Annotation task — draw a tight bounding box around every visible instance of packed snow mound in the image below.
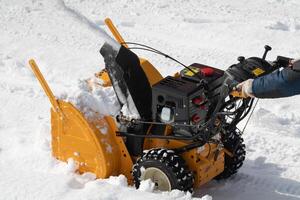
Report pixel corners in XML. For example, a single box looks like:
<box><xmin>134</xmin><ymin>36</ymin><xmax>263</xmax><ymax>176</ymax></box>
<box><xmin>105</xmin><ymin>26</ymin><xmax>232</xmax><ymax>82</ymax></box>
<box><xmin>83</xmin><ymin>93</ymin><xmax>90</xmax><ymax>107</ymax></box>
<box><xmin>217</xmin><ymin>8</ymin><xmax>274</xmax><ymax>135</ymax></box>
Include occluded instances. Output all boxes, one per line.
<box><xmin>61</xmin><ymin>76</ymin><xmax>140</xmax><ymax>121</ymax></box>
<box><xmin>251</xmin><ymin>99</ymin><xmax>300</xmax><ymax>137</ymax></box>
<box><xmin>61</xmin><ymin>77</ymin><xmax>121</xmax><ymax>119</ymax></box>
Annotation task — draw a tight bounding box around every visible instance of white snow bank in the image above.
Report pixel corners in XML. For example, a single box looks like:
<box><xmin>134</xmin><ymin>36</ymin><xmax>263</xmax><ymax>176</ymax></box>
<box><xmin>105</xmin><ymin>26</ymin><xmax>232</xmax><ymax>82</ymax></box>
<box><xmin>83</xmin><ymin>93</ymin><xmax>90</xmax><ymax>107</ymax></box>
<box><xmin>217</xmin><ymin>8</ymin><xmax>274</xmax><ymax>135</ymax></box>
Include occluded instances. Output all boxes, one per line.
<box><xmin>250</xmin><ymin>98</ymin><xmax>300</xmax><ymax>137</ymax></box>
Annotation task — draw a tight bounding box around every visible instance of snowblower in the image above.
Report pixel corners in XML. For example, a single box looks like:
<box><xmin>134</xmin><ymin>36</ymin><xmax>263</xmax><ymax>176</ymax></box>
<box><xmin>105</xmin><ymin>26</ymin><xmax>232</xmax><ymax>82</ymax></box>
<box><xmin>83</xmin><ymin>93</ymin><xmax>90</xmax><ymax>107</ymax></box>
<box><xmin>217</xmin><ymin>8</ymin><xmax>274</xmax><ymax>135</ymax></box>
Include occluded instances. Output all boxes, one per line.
<box><xmin>29</xmin><ymin>18</ymin><xmax>293</xmax><ymax>192</ymax></box>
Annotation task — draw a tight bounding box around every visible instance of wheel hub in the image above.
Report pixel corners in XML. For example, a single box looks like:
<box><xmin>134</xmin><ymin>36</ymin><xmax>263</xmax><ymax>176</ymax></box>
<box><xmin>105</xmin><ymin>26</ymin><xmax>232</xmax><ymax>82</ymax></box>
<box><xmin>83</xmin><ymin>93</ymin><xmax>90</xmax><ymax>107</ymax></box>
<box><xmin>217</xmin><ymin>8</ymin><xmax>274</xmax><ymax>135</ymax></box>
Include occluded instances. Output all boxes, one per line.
<box><xmin>140</xmin><ymin>167</ymin><xmax>171</xmax><ymax>191</ymax></box>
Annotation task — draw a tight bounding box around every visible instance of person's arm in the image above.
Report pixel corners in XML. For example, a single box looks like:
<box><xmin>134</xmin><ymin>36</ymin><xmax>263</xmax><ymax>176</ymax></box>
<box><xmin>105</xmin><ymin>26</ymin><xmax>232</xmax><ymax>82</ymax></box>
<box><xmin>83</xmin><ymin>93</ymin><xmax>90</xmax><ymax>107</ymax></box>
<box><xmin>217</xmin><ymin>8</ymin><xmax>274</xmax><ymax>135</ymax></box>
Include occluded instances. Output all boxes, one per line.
<box><xmin>237</xmin><ymin>59</ymin><xmax>300</xmax><ymax>98</ymax></box>
<box><xmin>252</xmin><ymin>67</ymin><xmax>300</xmax><ymax>98</ymax></box>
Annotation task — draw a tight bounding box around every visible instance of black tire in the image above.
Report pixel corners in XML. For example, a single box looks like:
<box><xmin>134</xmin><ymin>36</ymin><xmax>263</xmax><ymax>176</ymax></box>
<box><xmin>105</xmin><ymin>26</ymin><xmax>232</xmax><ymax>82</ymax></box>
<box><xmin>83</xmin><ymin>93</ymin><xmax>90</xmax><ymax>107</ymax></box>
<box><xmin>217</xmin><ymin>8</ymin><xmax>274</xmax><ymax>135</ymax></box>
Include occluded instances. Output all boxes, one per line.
<box><xmin>132</xmin><ymin>148</ymin><xmax>194</xmax><ymax>192</ymax></box>
<box><xmin>215</xmin><ymin>128</ymin><xmax>246</xmax><ymax>180</ymax></box>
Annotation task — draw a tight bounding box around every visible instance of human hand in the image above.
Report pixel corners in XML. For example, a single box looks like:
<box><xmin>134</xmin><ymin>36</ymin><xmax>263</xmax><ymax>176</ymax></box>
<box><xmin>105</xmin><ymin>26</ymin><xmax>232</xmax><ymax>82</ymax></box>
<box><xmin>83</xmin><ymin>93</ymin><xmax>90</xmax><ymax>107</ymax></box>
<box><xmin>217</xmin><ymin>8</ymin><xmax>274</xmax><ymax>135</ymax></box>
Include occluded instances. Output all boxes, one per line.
<box><xmin>235</xmin><ymin>79</ymin><xmax>255</xmax><ymax>98</ymax></box>
<box><xmin>291</xmin><ymin>58</ymin><xmax>300</xmax><ymax>71</ymax></box>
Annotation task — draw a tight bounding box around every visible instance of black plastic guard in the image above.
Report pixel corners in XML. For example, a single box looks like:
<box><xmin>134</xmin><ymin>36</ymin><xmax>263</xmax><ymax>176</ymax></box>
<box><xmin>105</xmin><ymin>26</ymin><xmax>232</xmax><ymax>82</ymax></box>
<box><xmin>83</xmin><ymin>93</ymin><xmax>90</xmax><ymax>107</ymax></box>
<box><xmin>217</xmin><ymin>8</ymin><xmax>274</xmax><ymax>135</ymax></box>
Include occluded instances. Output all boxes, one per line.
<box><xmin>100</xmin><ymin>43</ymin><xmax>152</xmax><ymax>120</ymax></box>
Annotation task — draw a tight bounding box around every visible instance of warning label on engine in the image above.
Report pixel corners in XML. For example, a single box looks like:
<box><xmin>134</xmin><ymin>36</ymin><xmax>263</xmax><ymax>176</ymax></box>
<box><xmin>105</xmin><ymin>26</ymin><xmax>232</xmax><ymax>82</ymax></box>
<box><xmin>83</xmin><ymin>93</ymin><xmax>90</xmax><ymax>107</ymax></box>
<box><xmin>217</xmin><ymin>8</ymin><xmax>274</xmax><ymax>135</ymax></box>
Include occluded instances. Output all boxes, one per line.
<box><xmin>252</xmin><ymin>67</ymin><xmax>265</xmax><ymax>76</ymax></box>
<box><xmin>183</xmin><ymin>67</ymin><xmax>200</xmax><ymax>76</ymax></box>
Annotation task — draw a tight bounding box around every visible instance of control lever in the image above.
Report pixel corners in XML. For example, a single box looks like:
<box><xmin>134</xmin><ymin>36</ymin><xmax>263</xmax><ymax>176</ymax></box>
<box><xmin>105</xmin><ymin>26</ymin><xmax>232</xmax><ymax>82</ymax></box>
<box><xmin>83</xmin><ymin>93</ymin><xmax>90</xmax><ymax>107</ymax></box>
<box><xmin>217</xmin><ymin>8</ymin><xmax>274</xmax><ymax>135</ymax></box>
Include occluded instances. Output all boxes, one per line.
<box><xmin>262</xmin><ymin>45</ymin><xmax>272</xmax><ymax>60</ymax></box>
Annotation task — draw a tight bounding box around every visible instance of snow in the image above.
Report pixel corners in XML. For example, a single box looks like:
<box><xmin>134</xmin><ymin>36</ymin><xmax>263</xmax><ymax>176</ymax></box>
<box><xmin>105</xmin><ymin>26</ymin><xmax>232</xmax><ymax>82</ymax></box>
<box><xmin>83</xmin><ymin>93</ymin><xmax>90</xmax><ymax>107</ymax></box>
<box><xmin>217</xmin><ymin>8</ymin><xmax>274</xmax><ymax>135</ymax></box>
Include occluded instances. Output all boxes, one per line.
<box><xmin>138</xmin><ymin>179</ymin><xmax>155</xmax><ymax>192</ymax></box>
<box><xmin>0</xmin><ymin>0</ymin><xmax>300</xmax><ymax>200</ymax></box>
<box><xmin>64</xmin><ymin>78</ymin><xmax>120</xmax><ymax>119</ymax></box>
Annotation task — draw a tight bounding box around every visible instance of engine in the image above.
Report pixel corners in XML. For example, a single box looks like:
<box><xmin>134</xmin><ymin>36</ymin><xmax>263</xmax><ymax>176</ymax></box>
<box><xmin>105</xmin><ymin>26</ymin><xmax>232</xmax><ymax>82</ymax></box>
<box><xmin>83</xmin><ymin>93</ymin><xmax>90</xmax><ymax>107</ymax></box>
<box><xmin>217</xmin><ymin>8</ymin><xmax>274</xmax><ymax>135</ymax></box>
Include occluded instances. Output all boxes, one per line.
<box><xmin>152</xmin><ymin>63</ymin><xmax>224</xmax><ymax>135</ymax></box>
<box><xmin>152</xmin><ymin>54</ymin><xmax>279</xmax><ymax>136</ymax></box>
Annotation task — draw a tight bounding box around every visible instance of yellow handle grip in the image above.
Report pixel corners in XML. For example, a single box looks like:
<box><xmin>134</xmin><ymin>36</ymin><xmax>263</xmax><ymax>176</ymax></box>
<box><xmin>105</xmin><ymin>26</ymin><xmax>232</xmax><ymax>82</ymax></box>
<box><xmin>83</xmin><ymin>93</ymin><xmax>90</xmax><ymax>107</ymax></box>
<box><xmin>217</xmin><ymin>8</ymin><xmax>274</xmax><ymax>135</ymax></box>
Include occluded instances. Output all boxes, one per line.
<box><xmin>104</xmin><ymin>18</ymin><xmax>128</xmax><ymax>48</ymax></box>
<box><xmin>29</xmin><ymin>59</ymin><xmax>60</xmax><ymax>112</ymax></box>
<box><xmin>230</xmin><ymin>90</ymin><xmax>247</xmax><ymax>98</ymax></box>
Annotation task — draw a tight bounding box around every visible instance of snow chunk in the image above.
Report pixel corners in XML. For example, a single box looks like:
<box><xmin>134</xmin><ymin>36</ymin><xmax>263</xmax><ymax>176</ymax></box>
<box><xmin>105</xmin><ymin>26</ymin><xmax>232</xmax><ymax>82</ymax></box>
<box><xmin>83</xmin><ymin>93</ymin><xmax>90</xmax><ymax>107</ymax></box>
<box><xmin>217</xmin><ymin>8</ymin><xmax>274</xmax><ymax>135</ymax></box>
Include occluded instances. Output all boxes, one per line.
<box><xmin>138</xmin><ymin>179</ymin><xmax>155</xmax><ymax>192</ymax></box>
<box><xmin>106</xmin><ymin>175</ymin><xmax>128</xmax><ymax>187</ymax></box>
<box><xmin>73</xmin><ymin>151</ymin><xmax>80</xmax><ymax>156</ymax></box>
<box><xmin>162</xmin><ymin>189</ymin><xmax>191</xmax><ymax>199</ymax></box>
<box><xmin>201</xmin><ymin>195</ymin><xmax>213</xmax><ymax>200</ymax></box>
<box><xmin>63</xmin><ymin>78</ymin><xmax>121</xmax><ymax>120</ymax></box>
<box><xmin>100</xmin><ymin>126</ymin><xmax>108</xmax><ymax>134</ymax></box>
<box><xmin>105</xmin><ymin>143</ymin><xmax>113</xmax><ymax>153</ymax></box>
<box><xmin>65</xmin><ymin>158</ymin><xmax>78</xmax><ymax>173</ymax></box>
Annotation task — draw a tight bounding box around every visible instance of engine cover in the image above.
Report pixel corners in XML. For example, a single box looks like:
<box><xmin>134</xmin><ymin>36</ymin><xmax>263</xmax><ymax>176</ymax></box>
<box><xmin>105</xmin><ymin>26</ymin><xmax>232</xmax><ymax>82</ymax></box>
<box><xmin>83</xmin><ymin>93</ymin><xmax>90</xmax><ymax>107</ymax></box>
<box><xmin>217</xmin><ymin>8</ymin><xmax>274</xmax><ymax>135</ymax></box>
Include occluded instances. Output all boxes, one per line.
<box><xmin>152</xmin><ymin>63</ymin><xmax>224</xmax><ymax>134</ymax></box>
<box><xmin>152</xmin><ymin>76</ymin><xmax>207</xmax><ymax>125</ymax></box>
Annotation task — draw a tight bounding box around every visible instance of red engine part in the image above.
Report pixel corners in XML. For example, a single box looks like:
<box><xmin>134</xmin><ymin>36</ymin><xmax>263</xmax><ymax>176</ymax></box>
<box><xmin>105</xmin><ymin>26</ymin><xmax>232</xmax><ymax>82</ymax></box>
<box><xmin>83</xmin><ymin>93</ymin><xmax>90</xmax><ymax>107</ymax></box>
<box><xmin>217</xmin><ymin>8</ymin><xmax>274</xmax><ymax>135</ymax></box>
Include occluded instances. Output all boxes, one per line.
<box><xmin>200</xmin><ymin>67</ymin><xmax>214</xmax><ymax>77</ymax></box>
<box><xmin>192</xmin><ymin>114</ymin><xmax>201</xmax><ymax>123</ymax></box>
<box><xmin>192</xmin><ymin>97</ymin><xmax>203</xmax><ymax>105</ymax></box>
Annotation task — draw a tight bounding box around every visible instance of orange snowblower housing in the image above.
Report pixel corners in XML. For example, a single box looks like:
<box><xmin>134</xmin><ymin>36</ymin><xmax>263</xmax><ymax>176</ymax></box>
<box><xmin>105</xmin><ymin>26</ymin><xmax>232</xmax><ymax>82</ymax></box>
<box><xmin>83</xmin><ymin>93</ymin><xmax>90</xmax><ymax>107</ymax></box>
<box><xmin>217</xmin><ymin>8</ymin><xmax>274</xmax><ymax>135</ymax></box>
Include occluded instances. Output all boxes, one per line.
<box><xmin>29</xmin><ymin>18</ymin><xmax>254</xmax><ymax>192</ymax></box>
<box><xmin>29</xmin><ymin>60</ymin><xmax>133</xmax><ymax>180</ymax></box>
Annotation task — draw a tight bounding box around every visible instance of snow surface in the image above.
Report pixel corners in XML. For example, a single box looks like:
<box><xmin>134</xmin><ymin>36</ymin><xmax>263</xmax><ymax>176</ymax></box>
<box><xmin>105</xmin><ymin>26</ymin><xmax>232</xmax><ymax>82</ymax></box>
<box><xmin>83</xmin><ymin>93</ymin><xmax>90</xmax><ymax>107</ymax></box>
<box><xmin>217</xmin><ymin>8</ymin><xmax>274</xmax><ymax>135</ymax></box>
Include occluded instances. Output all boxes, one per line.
<box><xmin>1</xmin><ymin>0</ymin><xmax>300</xmax><ymax>199</ymax></box>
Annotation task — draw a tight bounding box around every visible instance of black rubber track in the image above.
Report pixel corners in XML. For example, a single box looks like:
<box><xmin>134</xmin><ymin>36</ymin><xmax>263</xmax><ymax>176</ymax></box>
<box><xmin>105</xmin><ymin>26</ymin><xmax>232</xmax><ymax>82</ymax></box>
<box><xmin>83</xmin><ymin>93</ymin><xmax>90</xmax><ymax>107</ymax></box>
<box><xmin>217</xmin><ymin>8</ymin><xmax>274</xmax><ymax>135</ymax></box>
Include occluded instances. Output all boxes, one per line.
<box><xmin>132</xmin><ymin>148</ymin><xmax>194</xmax><ymax>192</ymax></box>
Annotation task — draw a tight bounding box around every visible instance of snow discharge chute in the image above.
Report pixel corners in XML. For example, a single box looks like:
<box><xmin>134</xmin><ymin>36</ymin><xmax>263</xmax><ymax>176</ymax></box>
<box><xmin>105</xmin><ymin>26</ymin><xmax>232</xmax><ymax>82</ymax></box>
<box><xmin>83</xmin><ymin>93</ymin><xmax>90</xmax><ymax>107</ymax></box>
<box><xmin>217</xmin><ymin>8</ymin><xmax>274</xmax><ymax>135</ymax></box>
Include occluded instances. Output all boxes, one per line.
<box><xmin>100</xmin><ymin>43</ymin><xmax>153</xmax><ymax>120</ymax></box>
